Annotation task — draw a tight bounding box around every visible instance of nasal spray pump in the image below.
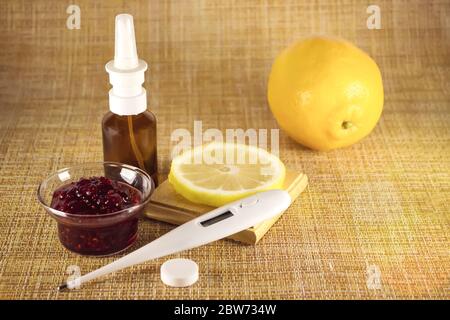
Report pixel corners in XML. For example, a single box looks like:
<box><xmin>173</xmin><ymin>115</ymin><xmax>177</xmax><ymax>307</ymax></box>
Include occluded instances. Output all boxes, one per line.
<box><xmin>102</xmin><ymin>14</ymin><xmax>157</xmax><ymax>184</ymax></box>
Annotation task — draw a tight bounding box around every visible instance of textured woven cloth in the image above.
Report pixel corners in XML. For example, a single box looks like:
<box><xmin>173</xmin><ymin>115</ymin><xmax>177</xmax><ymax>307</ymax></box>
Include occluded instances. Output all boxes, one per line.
<box><xmin>0</xmin><ymin>0</ymin><xmax>449</xmax><ymax>299</ymax></box>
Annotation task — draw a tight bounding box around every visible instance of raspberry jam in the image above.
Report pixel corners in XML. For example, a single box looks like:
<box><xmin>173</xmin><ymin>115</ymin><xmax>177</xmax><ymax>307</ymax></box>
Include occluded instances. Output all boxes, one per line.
<box><xmin>50</xmin><ymin>176</ymin><xmax>142</xmax><ymax>255</ymax></box>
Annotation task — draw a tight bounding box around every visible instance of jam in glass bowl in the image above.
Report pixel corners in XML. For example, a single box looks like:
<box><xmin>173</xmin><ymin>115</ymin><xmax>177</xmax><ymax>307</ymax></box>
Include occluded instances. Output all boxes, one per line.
<box><xmin>37</xmin><ymin>162</ymin><xmax>154</xmax><ymax>256</ymax></box>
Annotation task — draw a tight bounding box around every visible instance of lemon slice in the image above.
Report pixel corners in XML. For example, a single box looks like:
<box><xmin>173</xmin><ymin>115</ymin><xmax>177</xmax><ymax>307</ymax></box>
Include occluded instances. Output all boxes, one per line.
<box><xmin>168</xmin><ymin>142</ymin><xmax>286</xmax><ymax>207</ymax></box>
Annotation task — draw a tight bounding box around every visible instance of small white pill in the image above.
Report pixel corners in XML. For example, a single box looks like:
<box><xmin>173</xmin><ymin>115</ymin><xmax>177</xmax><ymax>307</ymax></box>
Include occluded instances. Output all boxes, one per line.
<box><xmin>160</xmin><ymin>258</ymin><xmax>199</xmax><ymax>287</ymax></box>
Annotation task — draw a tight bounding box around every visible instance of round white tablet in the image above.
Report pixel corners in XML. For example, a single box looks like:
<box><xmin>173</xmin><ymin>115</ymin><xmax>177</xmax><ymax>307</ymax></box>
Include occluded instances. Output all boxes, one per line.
<box><xmin>160</xmin><ymin>258</ymin><xmax>199</xmax><ymax>287</ymax></box>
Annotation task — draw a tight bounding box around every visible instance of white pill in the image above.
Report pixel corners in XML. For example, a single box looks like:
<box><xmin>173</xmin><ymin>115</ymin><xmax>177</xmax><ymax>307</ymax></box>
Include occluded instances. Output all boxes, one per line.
<box><xmin>160</xmin><ymin>258</ymin><xmax>199</xmax><ymax>287</ymax></box>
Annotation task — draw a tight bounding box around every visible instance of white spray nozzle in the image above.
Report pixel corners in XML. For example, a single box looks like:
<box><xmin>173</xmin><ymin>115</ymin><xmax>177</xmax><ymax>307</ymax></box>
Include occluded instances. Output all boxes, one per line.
<box><xmin>105</xmin><ymin>13</ymin><xmax>148</xmax><ymax>116</ymax></box>
<box><xmin>114</xmin><ymin>14</ymin><xmax>139</xmax><ymax>70</ymax></box>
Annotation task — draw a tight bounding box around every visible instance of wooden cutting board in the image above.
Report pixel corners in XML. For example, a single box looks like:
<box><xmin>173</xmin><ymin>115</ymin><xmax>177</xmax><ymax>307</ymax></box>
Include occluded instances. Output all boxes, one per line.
<box><xmin>145</xmin><ymin>169</ymin><xmax>308</xmax><ymax>244</ymax></box>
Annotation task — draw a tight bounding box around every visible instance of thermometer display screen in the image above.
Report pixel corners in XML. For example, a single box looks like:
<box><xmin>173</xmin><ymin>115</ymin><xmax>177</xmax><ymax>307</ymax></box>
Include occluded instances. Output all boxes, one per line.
<box><xmin>200</xmin><ymin>211</ymin><xmax>234</xmax><ymax>227</ymax></box>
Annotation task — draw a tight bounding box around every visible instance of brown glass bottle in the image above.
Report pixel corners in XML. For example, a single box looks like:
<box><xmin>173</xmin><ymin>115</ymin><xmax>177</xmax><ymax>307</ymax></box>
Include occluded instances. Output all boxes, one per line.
<box><xmin>102</xmin><ymin>110</ymin><xmax>158</xmax><ymax>185</ymax></box>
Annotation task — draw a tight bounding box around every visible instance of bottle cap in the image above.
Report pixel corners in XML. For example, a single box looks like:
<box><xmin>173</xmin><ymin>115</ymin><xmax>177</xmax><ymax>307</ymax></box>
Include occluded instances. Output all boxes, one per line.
<box><xmin>160</xmin><ymin>258</ymin><xmax>199</xmax><ymax>287</ymax></box>
<box><xmin>105</xmin><ymin>14</ymin><xmax>147</xmax><ymax>115</ymax></box>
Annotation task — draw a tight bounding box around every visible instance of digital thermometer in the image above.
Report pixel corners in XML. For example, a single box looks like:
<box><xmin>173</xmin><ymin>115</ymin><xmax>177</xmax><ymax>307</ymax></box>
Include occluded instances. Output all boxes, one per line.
<box><xmin>58</xmin><ymin>189</ymin><xmax>291</xmax><ymax>290</ymax></box>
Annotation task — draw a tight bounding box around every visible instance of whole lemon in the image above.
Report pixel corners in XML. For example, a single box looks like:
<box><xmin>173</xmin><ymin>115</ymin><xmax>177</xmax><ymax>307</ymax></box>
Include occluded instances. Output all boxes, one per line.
<box><xmin>268</xmin><ymin>36</ymin><xmax>384</xmax><ymax>151</ymax></box>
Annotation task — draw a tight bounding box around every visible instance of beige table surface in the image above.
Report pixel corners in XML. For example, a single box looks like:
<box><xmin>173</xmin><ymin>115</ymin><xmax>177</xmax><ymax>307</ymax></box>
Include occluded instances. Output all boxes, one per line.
<box><xmin>0</xmin><ymin>0</ymin><xmax>449</xmax><ymax>299</ymax></box>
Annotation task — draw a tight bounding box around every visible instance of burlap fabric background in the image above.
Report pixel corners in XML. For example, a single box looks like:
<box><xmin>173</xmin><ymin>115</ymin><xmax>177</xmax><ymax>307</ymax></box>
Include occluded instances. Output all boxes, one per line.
<box><xmin>0</xmin><ymin>0</ymin><xmax>448</xmax><ymax>299</ymax></box>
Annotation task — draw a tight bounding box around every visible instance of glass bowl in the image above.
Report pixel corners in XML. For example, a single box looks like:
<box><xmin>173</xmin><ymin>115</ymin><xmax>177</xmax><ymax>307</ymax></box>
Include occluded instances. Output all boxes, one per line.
<box><xmin>37</xmin><ymin>162</ymin><xmax>154</xmax><ymax>256</ymax></box>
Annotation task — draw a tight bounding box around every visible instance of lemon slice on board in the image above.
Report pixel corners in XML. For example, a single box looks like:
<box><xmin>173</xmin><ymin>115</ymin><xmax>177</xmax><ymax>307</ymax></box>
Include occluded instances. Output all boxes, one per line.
<box><xmin>168</xmin><ymin>142</ymin><xmax>286</xmax><ymax>207</ymax></box>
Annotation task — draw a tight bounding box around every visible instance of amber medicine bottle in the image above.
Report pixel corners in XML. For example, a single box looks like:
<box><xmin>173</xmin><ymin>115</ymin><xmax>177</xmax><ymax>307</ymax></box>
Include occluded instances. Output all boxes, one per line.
<box><xmin>102</xmin><ymin>14</ymin><xmax>157</xmax><ymax>184</ymax></box>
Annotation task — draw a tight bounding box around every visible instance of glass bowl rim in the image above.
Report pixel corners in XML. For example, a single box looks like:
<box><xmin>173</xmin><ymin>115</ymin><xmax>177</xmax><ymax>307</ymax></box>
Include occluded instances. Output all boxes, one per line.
<box><xmin>37</xmin><ymin>161</ymin><xmax>154</xmax><ymax>219</ymax></box>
